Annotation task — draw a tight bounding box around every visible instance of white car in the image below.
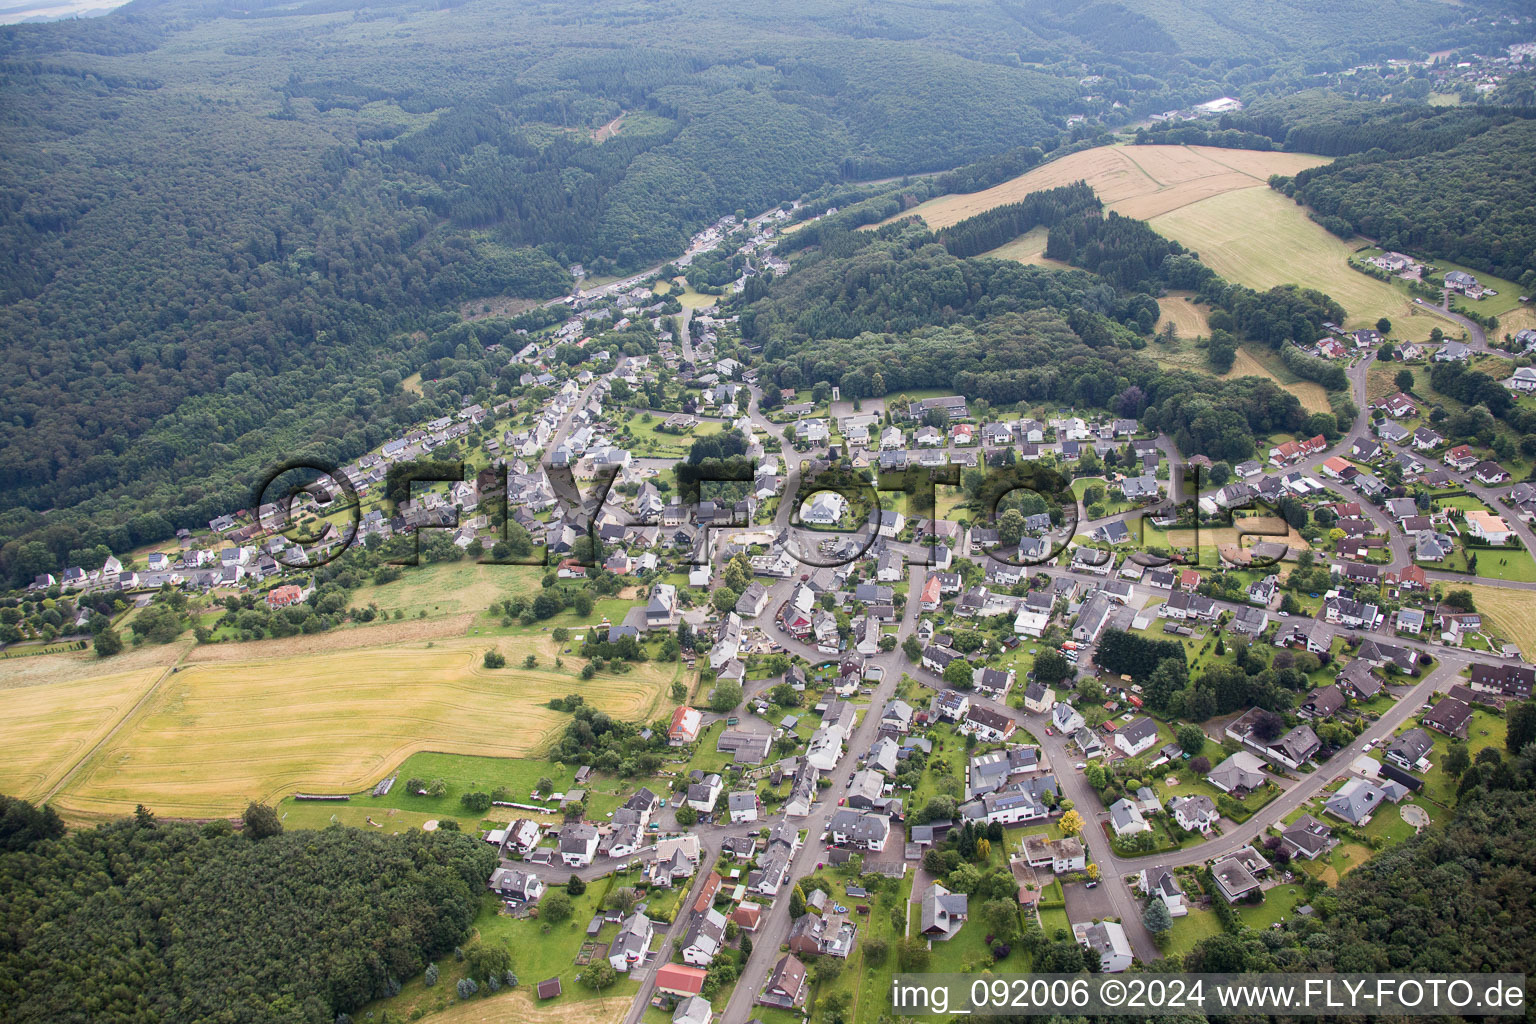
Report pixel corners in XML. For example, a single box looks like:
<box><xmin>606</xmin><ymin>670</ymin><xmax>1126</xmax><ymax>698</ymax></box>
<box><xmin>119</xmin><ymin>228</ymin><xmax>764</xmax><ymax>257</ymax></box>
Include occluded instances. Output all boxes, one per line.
<box><xmin>1074</xmin><ymin>762</ymin><xmax>1087</xmax><ymax>771</ymax></box>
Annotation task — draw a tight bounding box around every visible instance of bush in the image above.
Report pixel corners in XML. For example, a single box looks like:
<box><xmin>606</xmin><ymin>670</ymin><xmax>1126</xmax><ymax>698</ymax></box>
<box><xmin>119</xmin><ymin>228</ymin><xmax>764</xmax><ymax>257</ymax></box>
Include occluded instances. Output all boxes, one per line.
<box><xmin>483</xmin><ymin>650</ymin><xmax>506</xmax><ymax>669</ymax></box>
<box><xmin>541</xmin><ymin>890</ymin><xmax>573</xmax><ymax>923</ymax></box>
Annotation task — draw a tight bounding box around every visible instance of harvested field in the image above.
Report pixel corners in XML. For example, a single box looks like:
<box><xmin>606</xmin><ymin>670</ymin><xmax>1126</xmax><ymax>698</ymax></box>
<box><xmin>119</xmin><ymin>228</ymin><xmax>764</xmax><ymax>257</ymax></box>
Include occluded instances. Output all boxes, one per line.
<box><xmin>51</xmin><ymin>635</ymin><xmax>679</xmax><ymax>819</ymax></box>
<box><xmin>401</xmin><ymin>989</ymin><xmax>626</xmax><ymax>1024</ymax></box>
<box><xmin>1147</xmin><ymin>187</ymin><xmax>1432</xmax><ymax>335</ymax></box>
<box><xmin>980</xmin><ymin>225</ymin><xmax>1069</xmax><ymax>268</ymax></box>
<box><xmin>1156</xmin><ymin>291</ymin><xmax>1213</xmax><ymax>338</ymax></box>
<box><xmin>1459</xmin><ymin>585</ymin><xmax>1536</xmax><ymax>657</ymax></box>
<box><xmin>185</xmin><ymin>614</ymin><xmax>479</xmax><ymax>663</ymax></box>
<box><xmin>0</xmin><ymin>665</ymin><xmax>168</xmax><ymax>802</ymax></box>
<box><xmin>877</xmin><ymin>144</ymin><xmax>1330</xmax><ymax>231</ymax></box>
<box><xmin>0</xmin><ymin>639</ymin><xmax>184</xmax><ymax>690</ymax></box>
<box><xmin>1225</xmin><ymin>347</ymin><xmax>1332</xmax><ymax>415</ymax></box>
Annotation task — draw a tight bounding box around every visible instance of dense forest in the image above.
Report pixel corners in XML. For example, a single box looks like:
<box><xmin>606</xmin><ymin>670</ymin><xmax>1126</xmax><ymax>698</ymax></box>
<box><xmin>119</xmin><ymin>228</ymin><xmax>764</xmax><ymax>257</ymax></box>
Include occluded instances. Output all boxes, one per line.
<box><xmin>937</xmin><ymin>182</ymin><xmax>1101</xmax><ymax>259</ymax></box>
<box><xmin>0</xmin><ymin>0</ymin><xmax>1511</xmax><ymax>582</ymax></box>
<box><xmin>0</xmin><ymin>800</ymin><xmax>495</xmax><ymax>1023</ymax></box>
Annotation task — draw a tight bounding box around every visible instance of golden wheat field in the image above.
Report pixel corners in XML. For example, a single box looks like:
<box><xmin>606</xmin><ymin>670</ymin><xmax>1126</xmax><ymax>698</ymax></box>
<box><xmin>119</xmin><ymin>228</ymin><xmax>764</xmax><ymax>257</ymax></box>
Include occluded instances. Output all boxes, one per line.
<box><xmin>881</xmin><ymin>144</ymin><xmax>1331</xmax><ymax>231</ymax></box>
<box><xmin>46</xmin><ymin>635</ymin><xmax>679</xmax><ymax>819</ymax></box>
<box><xmin>0</xmin><ymin>665</ymin><xmax>169</xmax><ymax>803</ymax></box>
<box><xmin>1459</xmin><ymin>585</ymin><xmax>1536</xmax><ymax>657</ymax></box>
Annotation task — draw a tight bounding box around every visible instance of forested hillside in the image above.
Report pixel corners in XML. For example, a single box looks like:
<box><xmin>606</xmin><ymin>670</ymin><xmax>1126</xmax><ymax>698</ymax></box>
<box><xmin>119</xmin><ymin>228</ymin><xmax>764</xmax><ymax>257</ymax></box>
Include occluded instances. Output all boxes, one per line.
<box><xmin>1278</xmin><ymin>114</ymin><xmax>1536</xmax><ymax>284</ymax></box>
<box><xmin>744</xmin><ymin>220</ymin><xmax>1326</xmax><ymax>463</ymax></box>
<box><xmin>0</xmin><ymin>801</ymin><xmax>494</xmax><ymax>1024</ymax></box>
<box><xmin>0</xmin><ymin>0</ymin><xmax>1502</xmax><ymax>582</ymax></box>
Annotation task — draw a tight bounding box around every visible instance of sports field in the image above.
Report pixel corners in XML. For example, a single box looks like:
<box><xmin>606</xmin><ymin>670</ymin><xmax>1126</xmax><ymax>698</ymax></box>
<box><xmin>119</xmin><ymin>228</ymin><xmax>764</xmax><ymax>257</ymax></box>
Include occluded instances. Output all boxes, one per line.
<box><xmin>885</xmin><ymin>145</ymin><xmax>1331</xmax><ymax>230</ymax></box>
<box><xmin>45</xmin><ymin>635</ymin><xmax>680</xmax><ymax>819</ymax></box>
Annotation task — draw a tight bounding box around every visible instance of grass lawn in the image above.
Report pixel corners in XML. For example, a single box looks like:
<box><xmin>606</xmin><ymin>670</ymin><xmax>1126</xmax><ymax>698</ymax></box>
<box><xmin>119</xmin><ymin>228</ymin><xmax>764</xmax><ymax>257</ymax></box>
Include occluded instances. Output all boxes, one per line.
<box><xmin>1440</xmin><ymin>260</ymin><xmax>1527</xmax><ymax>317</ymax></box>
<box><xmin>1363</xmin><ymin>796</ymin><xmax>1442</xmax><ymax>845</ymax></box>
<box><xmin>1417</xmin><ymin>708</ymin><xmax>1506</xmax><ymax>805</ymax></box>
<box><xmin>350</xmin><ymin>560</ymin><xmax>544</xmax><ymax>621</ymax></box>
<box><xmin>909</xmin><ymin>724</ymin><xmax>968</xmax><ymax>811</ymax></box>
<box><xmin>819</xmin><ymin>872</ymin><xmax>914</xmax><ymax>1024</ymax></box>
<box><xmin>618</xmin><ymin>414</ymin><xmax>726</xmax><ymax>459</ymax></box>
<box><xmin>912</xmin><ymin>900</ymin><xmax>998</xmax><ymax>974</ymax></box>
<box><xmin>1038</xmin><ymin>905</ymin><xmax>1071</xmax><ymax>940</ymax></box>
<box><xmin>1072</xmin><ymin>477</ymin><xmax>1138</xmax><ymax>518</ymax></box>
<box><xmin>359</xmin><ymin>888</ymin><xmax>639</xmax><ymax>1022</ymax></box>
<box><xmin>1469</xmin><ymin>546</ymin><xmax>1536</xmax><ymax>583</ymax></box>
<box><xmin>279</xmin><ymin>751</ymin><xmax>574</xmax><ymax>833</ymax></box>
<box><xmin>1162</xmin><ymin>908</ymin><xmax>1224</xmax><ymax>958</ymax></box>
<box><xmin>1236</xmin><ymin>883</ymin><xmax>1306</xmax><ymax>931</ymax></box>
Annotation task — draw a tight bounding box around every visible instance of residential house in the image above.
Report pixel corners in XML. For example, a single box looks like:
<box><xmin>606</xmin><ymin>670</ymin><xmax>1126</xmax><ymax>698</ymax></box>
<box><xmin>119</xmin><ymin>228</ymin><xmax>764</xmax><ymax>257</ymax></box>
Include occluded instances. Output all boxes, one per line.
<box><xmin>1138</xmin><ymin>866</ymin><xmax>1187</xmax><ymax>917</ymax></box>
<box><xmin>681</xmin><ymin>908</ymin><xmax>729</xmax><ymax>966</ymax></box>
<box><xmin>1423</xmin><ymin>695</ymin><xmax>1472</xmax><ymax>738</ymax></box>
<box><xmin>1075</xmin><ymin>921</ymin><xmax>1133</xmax><ymax>973</ymax></box>
<box><xmin>919</xmin><ymin>882</ymin><xmax>969</xmax><ymax>941</ymax></box>
<box><xmin>655</xmin><ymin>964</ymin><xmax>708</xmax><ymax>1000</ymax></box>
<box><xmin>1280</xmin><ymin>815</ymin><xmax>1335</xmax><ymax>860</ymax></box>
<box><xmin>1298</xmin><ymin>684</ymin><xmax>1346</xmax><ymax>721</ymax></box>
<box><xmin>686</xmin><ymin>772</ymin><xmax>724</xmax><ymax>813</ymax></box>
<box><xmin>1324</xmin><ymin>777</ymin><xmax>1385</xmax><ymax>826</ymax></box>
<box><xmin>1209</xmin><ymin>853</ymin><xmax>1262</xmax><ymax>902</ymax></box>
<box><xmin>1052</xmin><ymin>702</ymin><xmax>1085</xmax><ymax>734</ymax></box>
<box><xmin>608</xmin><ymin>912</ymin><xmax>655</xmax><ymax>972</ymax></box>
<box><xmin>673</xmin><ymin>996</ymin><xmax>712</xmax><ymax>1024</ymax></box>
<box><xmin>1109</xmin><ymin>797</ymin><xmax>1150</xmax><ymax>836</ymax></box>
<box><xmin>728</xmin><ymin>791</ymin><xmax>761</xmax><ymax>823</ymax></box>
<box><xmin>1114</xmin><ymin>717</ymin><xmax>1160</xmax><ymax>757</ymax></box>
<box><xmin>669</xmin><ymin>706</ymin><xmax>704</xmax><ymax>746</ymax></box>
<box><xmin>1207</xmin><ymin>751</ymin><xmax>1267</xmax><ymax>795</ymax></box>
<box><xmin>558</xmin><ymin>823</ymin><xmax>599</xmax><ymax>867</ymax></box>
<box><xmin>758</xmin><ymin>955</ymin><xmax>808</xmax><ymax>1009</ymax></box>
<box><xmin>1469</xmin><ymin>662</ymin><xmax>1535</xmax><ymax>699</ymax></box>
<box><xmin>961</xmin><ymin>705</ymin><xmax>1017</xmax><ymax>744</ymax></box>
<box><xmin>1385</xmin><ymin>728</ymin><xmax>1434</xmax><ymax>772</ymax></box>
<box><xmin>1167</xmin><ymin>794</ymin><xmax>1219</xmax><ymax>834</ymax></box>
<box><xmin>489</xmin><ymin>867</ymin><xmax>546</xmax><ymax>903</ymax></box>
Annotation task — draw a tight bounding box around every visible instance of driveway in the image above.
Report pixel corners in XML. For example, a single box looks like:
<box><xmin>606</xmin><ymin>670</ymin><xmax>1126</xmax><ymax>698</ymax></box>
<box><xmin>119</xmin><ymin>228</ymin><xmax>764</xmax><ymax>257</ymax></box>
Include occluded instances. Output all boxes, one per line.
<box><xmin>1063</xmin><ymin>877</ymin><xmax>1117</xmax><ymax>922</ymax></box>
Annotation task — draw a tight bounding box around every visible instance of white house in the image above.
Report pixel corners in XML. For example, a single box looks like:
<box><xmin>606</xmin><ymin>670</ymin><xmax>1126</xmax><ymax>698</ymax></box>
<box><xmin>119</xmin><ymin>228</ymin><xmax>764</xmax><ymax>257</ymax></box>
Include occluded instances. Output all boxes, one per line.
<box><xmin>1138</xmin><ymin>866</ymin><xmax>1188</xmax><ymax>918</ymax></box>
<box><xmin>681</xmin><ymin>908</ymin><xmax>729</xmax><ymax>966</ymax></box>
<box><xmin>558</xmin><ymin>823</ymin><xmax>599</xmax><ymax>867</ymax></box>
<box><xmin>1075</xmin><ymin>920</ymin><xmax>1134</xmax><ymax>973</ymax></box>
<box><xmin>1108</xmin><ymin>797</ymin><xmax>1150</xmax><ymax>836</ymax></box>
<box><xmin>1113</xmin><ymin>717</ymin><xmax>1159</xmax><ymax>758</ymax></box>
<box><xmin>1051</xmin><ymin>703</ymin><xmax>1085</xmax><ymax>734</ymax></box>
<box><xmin>609</xmin><ymin>912</ymin><xmax>655</xmax><ymax>971</ymax></box>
